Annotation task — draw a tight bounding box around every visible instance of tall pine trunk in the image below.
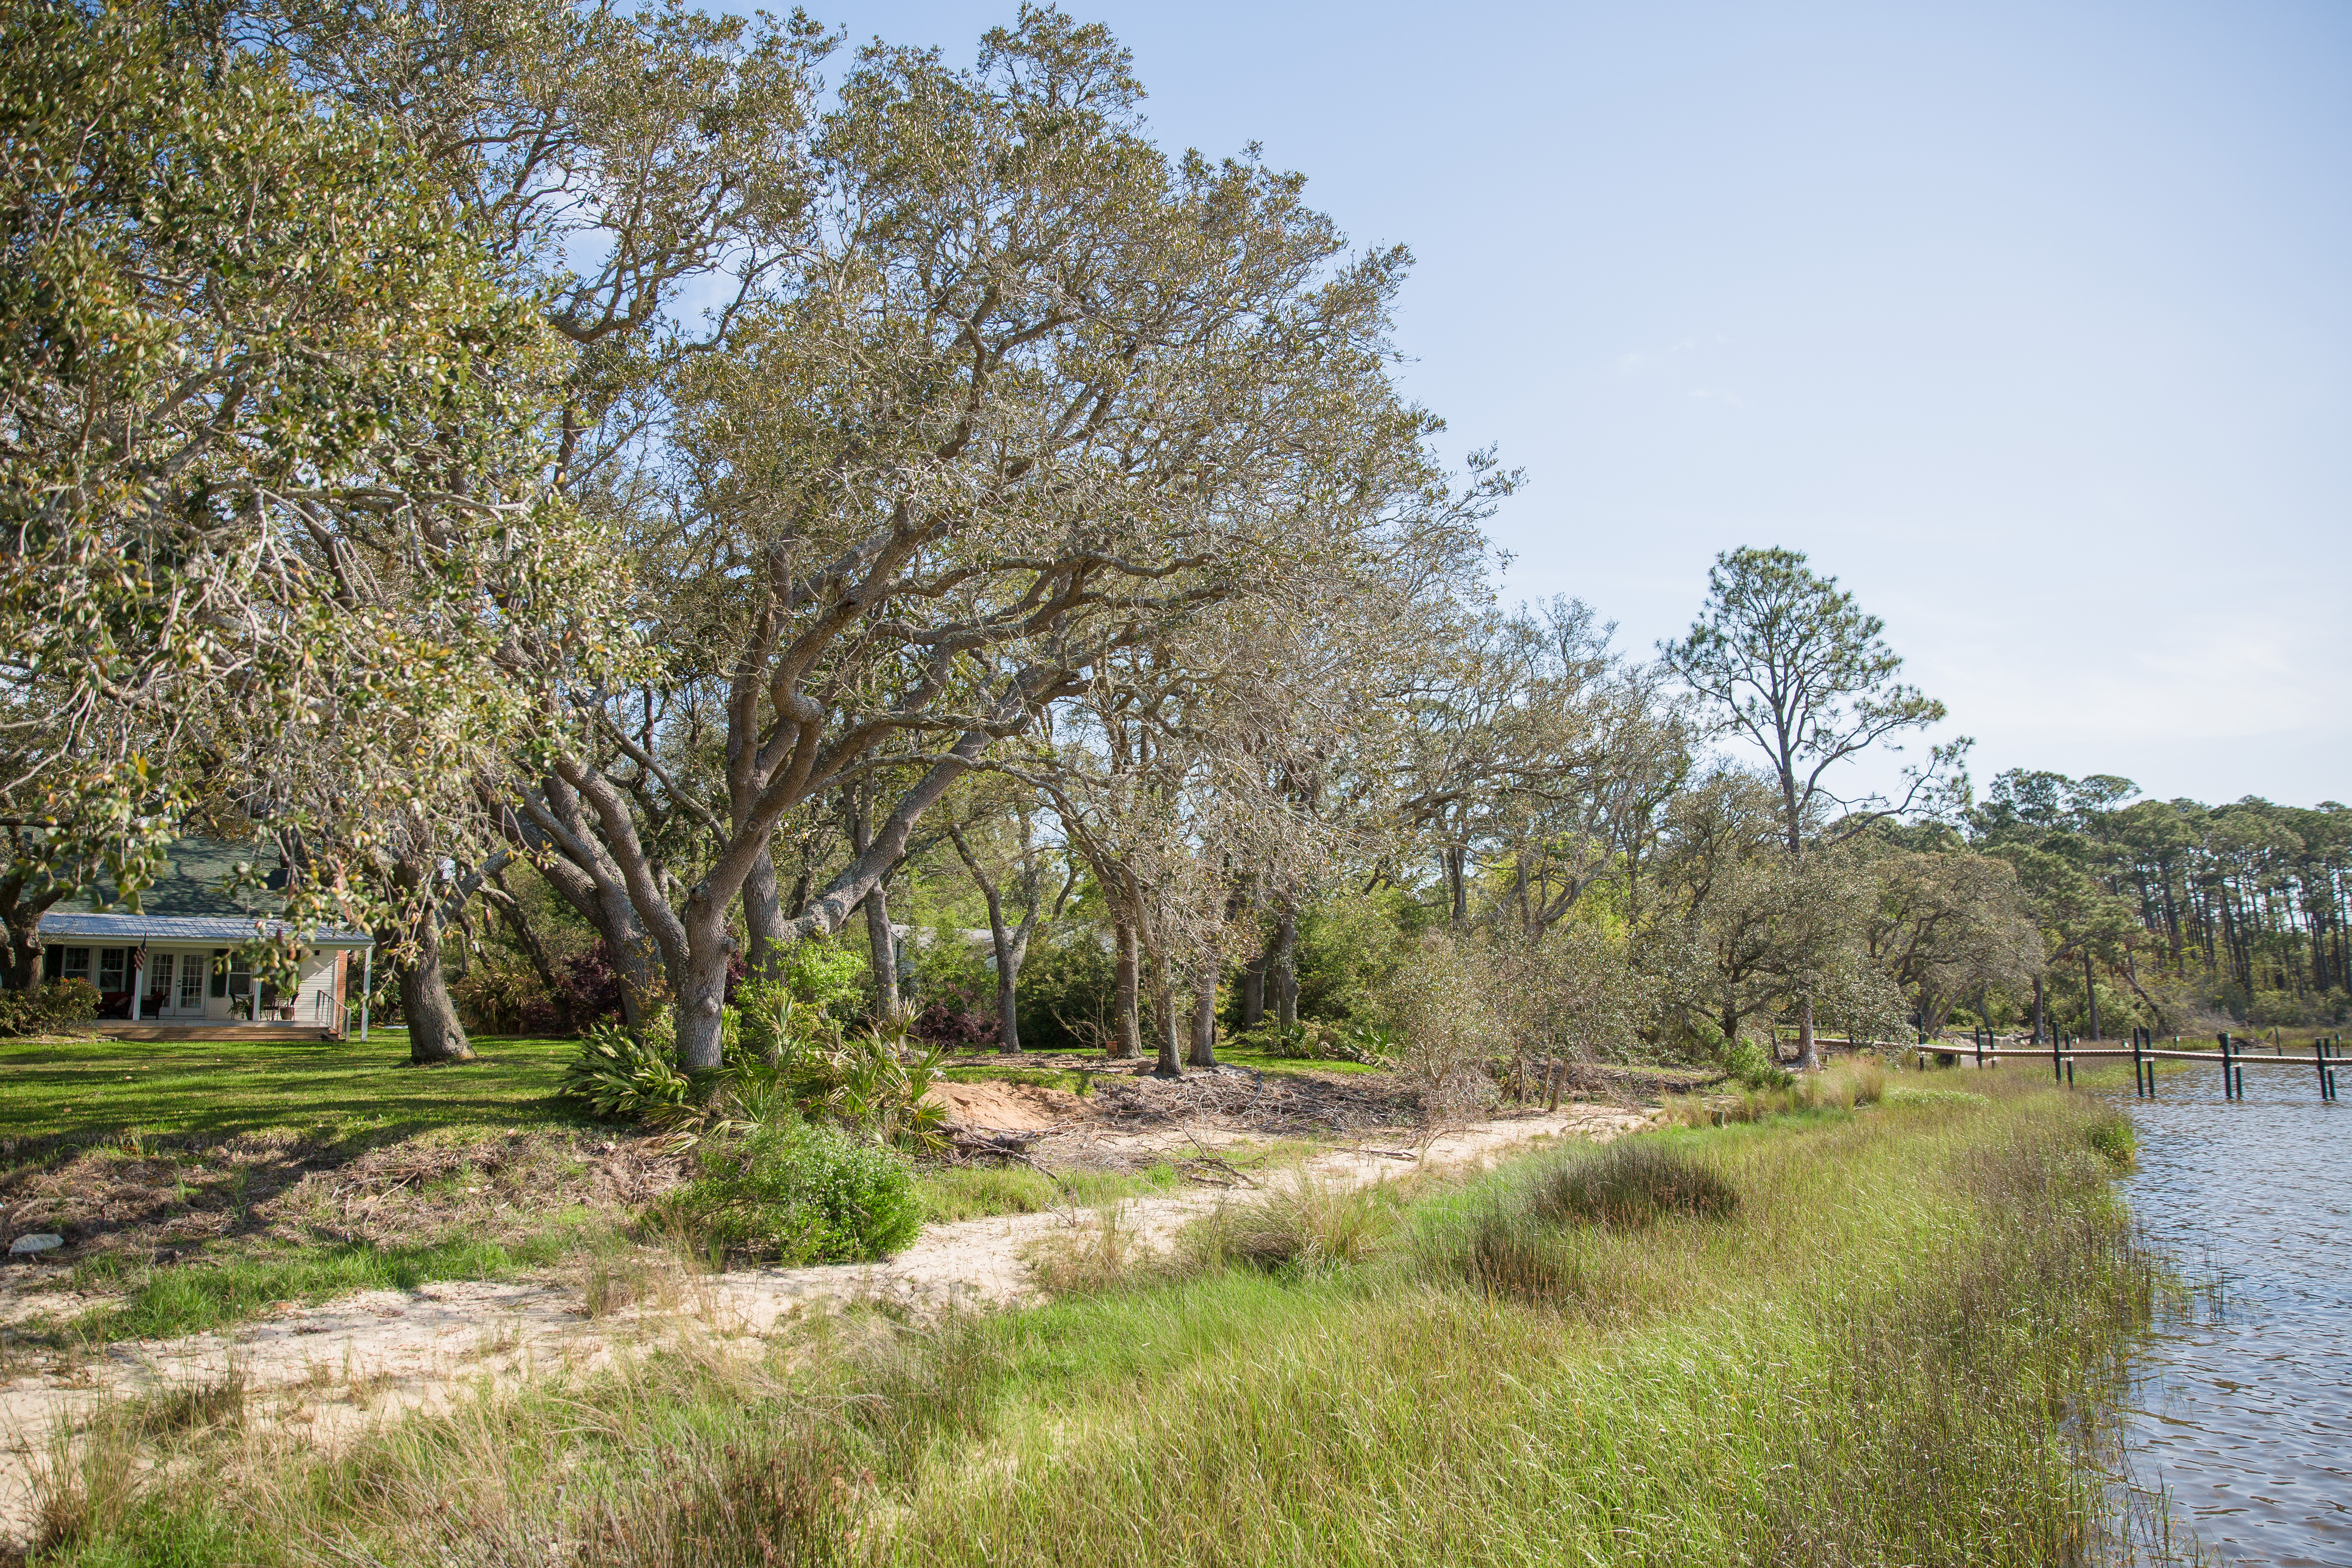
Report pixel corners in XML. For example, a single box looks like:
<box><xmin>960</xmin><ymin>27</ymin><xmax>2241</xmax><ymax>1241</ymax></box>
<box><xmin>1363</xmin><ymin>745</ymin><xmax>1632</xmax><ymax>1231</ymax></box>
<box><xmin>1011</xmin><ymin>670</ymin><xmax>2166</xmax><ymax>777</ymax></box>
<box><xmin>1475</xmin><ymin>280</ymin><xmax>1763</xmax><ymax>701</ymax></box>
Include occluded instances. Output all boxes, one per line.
<box><xmin>2083</xmin><ymin>949</ymin><xmax>2102</xmax><ymax>1039</ymax></box>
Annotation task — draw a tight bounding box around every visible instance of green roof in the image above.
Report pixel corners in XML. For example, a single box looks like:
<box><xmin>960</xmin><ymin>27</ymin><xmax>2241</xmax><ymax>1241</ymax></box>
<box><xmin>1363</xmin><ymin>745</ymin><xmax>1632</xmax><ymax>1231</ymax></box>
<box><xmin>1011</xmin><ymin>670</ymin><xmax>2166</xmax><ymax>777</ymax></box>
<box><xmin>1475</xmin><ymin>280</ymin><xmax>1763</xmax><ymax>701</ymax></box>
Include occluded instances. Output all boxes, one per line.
<box><xmin>70</xmin><ymin>839</ymin><xmax>288</xmax><ymax>918</ymax></box>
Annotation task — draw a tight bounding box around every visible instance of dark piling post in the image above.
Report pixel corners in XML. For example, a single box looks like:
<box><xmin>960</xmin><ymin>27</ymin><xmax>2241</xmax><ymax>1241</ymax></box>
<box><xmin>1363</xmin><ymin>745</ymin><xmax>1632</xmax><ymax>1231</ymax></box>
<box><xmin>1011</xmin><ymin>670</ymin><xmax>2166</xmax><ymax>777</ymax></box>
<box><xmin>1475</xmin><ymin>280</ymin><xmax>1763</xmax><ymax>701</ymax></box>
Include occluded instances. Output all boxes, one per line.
<box><xmin>2132</xmin><ymin>1028</ymin><xmax>2145</xmax><ymax>1098</ymax></box>
<box><xmin>2052</xmin><ymin>1029</ymin><xmax>2063</xmax><ymax>1083</ymax></box>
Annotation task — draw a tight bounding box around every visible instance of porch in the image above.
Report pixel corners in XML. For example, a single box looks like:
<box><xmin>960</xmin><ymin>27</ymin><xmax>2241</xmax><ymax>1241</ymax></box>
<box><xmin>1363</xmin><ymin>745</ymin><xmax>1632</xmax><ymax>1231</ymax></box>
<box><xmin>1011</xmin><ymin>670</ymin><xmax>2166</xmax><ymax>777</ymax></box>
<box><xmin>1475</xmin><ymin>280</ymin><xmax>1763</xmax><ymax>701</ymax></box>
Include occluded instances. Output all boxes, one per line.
<box><xmin>37</xmin><ymin>911</ymin><xmax>371</xmax><ymax>1040</ymax></box>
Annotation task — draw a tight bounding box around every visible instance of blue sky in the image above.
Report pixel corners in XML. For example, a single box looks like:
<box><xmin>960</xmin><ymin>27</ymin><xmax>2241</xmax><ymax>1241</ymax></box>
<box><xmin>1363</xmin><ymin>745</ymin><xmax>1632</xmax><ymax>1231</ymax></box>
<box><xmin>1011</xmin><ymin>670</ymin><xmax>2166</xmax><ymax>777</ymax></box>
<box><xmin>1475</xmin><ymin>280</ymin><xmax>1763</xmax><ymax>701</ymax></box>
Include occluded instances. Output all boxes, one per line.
<box><xmin>807</xmin><ymin>1</ymin><xmax>2352</xmax><ymax>809</ymax></box>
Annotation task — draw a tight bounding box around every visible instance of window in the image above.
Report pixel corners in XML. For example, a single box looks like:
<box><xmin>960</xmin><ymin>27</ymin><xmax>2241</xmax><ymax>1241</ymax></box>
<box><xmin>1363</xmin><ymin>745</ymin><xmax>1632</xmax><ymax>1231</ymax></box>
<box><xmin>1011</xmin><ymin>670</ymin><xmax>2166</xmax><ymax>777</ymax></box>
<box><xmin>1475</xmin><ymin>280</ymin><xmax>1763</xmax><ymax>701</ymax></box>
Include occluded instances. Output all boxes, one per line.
<box><xmin>98</xmin><ymin>949</ymin><xmax>126</xmax><ymax>991</ymax></box>
<box><xmin>59</xmin><ymin>947</ymin><xmax>91</xmax><ymax>981</ymax></box>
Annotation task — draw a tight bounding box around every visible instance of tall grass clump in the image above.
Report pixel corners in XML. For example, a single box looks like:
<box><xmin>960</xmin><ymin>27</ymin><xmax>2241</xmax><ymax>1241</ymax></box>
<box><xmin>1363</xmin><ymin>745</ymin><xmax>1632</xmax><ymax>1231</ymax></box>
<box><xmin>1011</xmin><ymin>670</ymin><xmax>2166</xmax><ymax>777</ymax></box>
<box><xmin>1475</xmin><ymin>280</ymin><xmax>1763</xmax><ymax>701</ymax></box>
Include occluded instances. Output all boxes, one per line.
<box><xmin>1179</xmin><ymin>1171</ymin><xmax>1402</xmax><ymax>1276</ymax></box>
<box><xmin>1532</xmin><ymin>1137</ymin><xmax>1740</xmax><ymax>1228</ymax></box>
<box><xmin>648</xmin><ymin>1120</ymin><xmax>921</xmax><ymax>1266</ymax></box>
<box><xmin>45</xmin><ymin>1079</ymin><xmax>2162</xmax><ymax>1568</ymax></box>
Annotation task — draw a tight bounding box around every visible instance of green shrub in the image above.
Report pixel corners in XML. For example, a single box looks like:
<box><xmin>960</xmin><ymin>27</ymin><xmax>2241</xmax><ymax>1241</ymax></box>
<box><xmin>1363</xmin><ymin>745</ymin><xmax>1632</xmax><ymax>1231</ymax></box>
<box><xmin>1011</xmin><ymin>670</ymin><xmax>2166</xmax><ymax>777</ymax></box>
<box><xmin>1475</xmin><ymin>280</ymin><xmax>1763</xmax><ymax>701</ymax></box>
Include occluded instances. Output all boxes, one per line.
<box><xmin>774</xmin><ymin>938</ymin><xmax>867</xmax><ymax>1014</ymax></box>
<box><xmin>2083</xmin><ymin>1108</ymin><xmax>2137</xmax><ymax>1168</ymax></box>
<box><xmin>651</xmin><ymin>1122</ymin><xmax>922</xmax><ymax>1265</ymax></box>
<box><xmin>1237</xmin><ymin>1020</ymin><xmax>1392</xmax><ymax>1066</ymax></box>
<box><xmin>1720</xmin><ymin>1037</ymin><xmax>1792</xmax><ymax>1090</ymax></box>
<box><xmin>560</xmin><ymin>1009</ymin><xmax>692</xmax><ymax>1124</ymax></box>
<box><xmin>0</xmin><ymin>977</ymin><xmax>99</xmax><ymax>1037</ymax></box>
<box><xmin>1013</xmin><ymin>930</ymin><xmax>1117</xmax><ymax>1052</ymax></box>
<box><xmin>1531</xmin><ymin>1138</ymin><xmax>1740</xmax><ymax>1229</ymax></box>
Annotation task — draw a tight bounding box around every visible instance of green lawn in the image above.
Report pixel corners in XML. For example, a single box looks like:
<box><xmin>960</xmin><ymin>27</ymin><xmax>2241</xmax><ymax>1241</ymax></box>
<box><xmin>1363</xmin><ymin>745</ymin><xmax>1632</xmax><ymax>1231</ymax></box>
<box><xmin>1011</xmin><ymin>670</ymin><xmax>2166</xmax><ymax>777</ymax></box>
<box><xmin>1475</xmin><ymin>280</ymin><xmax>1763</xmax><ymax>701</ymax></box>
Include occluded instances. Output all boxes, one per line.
<box><xmin>0</xmin><ymin>1033</ymin><xmax>1391</xmax><ymax>1152</ymax></box>
<box><xmin>0</xmin><ymin>1028</ymin><xmax>591</xmax><ymax>1145</ymax></box>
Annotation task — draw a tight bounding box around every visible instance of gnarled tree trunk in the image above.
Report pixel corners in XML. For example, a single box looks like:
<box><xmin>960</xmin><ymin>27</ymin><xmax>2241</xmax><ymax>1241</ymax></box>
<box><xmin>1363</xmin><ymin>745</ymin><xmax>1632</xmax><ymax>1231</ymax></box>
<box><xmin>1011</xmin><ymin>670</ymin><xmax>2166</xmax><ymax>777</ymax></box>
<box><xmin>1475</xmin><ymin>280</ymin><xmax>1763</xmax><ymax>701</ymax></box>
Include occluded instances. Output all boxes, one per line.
<box><xmin>1187</xmin><ymin>958</ymin><xmax>1219</xmax><ymax>1069</ymax></box>
<box><xmin>864</xmin><ymin>884</ymin><xmax>899</xmax><ymax>1023</ymax></box>
<box><xmin>1151</xmin><ymin>953</ymin><xmax>1182</xmax><ymax>1077</ymax></box>
<box><xmin>1111</xmin><ymin>919</ymin><xmax>1141</xmax><ymax>1059</ymax></box>
<box><xmin>1271</xmin><ymin>902</ymin><xmax>1299</xmax><ymax>1030</ymax></box>
<box><xmin>742</xmin><ymin>845</ymin><xmax>788</xmax><ymax>981</ymax></box>
<box><xmin>396</xmin><ymin>900</ymin><xmax>473</xmax><ymax>1065</ymax></box>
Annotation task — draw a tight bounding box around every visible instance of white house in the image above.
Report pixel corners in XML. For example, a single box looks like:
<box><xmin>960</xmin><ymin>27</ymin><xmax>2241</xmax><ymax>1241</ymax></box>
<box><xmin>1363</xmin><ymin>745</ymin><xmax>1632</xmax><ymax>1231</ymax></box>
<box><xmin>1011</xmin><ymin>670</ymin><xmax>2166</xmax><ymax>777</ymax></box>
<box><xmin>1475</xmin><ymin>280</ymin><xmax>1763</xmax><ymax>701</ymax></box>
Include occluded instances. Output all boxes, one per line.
<box><xmin>36</xmin><ymin>840</ymin><xmax>373</xmax><ymax>1038</ymax></box>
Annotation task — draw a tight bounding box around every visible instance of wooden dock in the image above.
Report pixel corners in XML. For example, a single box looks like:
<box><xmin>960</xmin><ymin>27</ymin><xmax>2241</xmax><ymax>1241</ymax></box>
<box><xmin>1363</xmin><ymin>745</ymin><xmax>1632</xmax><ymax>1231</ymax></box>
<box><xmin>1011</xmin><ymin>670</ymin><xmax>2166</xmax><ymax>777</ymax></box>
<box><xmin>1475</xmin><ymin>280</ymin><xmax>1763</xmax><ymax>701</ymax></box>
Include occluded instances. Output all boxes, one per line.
<box><xmin>1935</xmin><ymin>1029</ymin><xmax>2341</xmax><ymax>1102</ymax></box>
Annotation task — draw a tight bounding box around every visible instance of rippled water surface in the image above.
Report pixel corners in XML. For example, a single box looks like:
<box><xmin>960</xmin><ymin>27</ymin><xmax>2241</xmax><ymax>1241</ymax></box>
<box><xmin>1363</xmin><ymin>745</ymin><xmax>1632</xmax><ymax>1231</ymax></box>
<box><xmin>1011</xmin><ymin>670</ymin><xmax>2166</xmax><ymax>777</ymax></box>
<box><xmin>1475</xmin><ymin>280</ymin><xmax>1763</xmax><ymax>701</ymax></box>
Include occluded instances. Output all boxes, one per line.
<box><xmin>2121</xmin><ymin>1058</ymin><xmax>2350</xmax><ymax>1566</ymax></box>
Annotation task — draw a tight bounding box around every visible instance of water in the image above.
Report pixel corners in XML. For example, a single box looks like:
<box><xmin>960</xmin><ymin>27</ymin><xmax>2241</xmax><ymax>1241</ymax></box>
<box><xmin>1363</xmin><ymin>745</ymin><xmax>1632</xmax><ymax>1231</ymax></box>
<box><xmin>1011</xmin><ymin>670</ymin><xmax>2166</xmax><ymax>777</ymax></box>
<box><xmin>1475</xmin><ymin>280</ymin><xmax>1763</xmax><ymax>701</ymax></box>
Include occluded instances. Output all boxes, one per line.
<box><xmin>2119</xmin><ymin>1055</ymin><xmax>2351</xmax><ymax>1566</ymax></box>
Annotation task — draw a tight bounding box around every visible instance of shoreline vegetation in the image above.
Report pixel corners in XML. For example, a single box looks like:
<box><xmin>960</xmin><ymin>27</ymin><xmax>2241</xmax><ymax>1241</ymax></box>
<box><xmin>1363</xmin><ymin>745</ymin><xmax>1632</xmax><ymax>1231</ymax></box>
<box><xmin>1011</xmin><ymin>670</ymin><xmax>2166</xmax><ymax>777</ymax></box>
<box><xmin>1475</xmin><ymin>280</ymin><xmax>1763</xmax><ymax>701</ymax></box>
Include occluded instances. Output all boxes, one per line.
<box><xmin>22</xmin><ymin>1072</ymin><xmax>2167</xmax><ymax>1568</ymax></box>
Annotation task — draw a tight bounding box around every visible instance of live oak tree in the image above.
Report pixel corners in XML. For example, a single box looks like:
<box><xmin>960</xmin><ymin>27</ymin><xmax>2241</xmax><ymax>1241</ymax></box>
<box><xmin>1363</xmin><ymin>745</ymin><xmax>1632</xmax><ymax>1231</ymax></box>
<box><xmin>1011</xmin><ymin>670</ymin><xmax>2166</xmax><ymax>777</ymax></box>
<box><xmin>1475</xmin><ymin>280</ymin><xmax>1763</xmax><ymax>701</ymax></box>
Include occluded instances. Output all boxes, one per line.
<box><xmin>1853</xmin><ymin>833</ymin><xmax>2042</xmax><ymax>1036</ymax></box>
<box><xmin>519</xmin><ymin>12</ymin><xmax>1490</xmax><ymax>1070</ymax></box>
<box><xmin>244</xmin><ymin>0</ymin><xmax>825</xmax><ymax>1056</ymax></box>
<box><xmin>1663</xmin><ymin>546</ymin><xmax>1957</xmax><ymax>1068</ymax></box>
<box><xmin>1646</xmin><ymin>769</ymin><xmax>1902</xmax><ymax>1060</ymax></box>
<box><xmin>0</xmin><ymin>0</ymin><xmax>584</xmax><ymax>1028</ymax></box>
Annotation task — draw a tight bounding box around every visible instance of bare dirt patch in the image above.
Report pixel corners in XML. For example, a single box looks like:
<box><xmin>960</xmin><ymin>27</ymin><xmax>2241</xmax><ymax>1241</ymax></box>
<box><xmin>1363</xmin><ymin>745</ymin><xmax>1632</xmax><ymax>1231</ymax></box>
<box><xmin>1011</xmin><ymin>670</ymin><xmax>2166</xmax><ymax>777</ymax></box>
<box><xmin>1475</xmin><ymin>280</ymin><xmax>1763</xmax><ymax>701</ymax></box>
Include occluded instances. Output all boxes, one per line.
<box><xmin>1088</xmin><ymin>1063</ymin><xmax>1419</xmax><ymax>1136</ymax></box>
<box><xmin>0</xmin><ymin>1127</ymin><xmax>681</xmax><ymax>1275</ymax></box>
<box><xmin>923</xmin><ymin>1080</ymin><xmax>1095</xmax><ymax>1131</ymax></box>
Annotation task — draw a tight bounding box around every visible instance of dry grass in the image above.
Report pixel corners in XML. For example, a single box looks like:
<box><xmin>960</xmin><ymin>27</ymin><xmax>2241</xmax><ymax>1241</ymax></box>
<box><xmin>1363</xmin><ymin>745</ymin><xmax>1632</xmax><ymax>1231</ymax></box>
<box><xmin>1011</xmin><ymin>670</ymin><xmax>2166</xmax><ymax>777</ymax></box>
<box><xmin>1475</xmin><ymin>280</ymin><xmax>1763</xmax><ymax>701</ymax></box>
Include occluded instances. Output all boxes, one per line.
<box><xmin>1024</xmin><ymin>1204</ymin><xmax>1149</xmax><ymax>1296</ymax></box>
<box><xmin>1663</xmin><ymin>1053</ymin><xmax>1887</xmax><ymax>1126</ymax></box>
<box><xmin>1178</xmin><ymin>1170</ymin><xmax>1403</xmax><ymax>1274</ymax></box>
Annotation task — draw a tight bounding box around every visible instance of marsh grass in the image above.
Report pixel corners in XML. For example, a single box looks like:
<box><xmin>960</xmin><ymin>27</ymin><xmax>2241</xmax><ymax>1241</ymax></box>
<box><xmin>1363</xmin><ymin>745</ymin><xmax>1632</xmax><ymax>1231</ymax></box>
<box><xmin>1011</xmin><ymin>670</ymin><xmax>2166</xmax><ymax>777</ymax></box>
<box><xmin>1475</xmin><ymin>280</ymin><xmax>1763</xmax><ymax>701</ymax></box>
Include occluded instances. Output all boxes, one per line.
<box><xmin>1531</xmin><ymin>1137</ymin><xmax>1740</xmax><ymax>1228</ymax></box>
<box><xmin>1179</xmin><ymin>1170</ymin><xmax>1402</xmax><ymax>1275</ymax></box>
<box><xmin>34</xmin><ymin>1078</ymin><xmax>2170</xmax><ymax>1568</ymax></box>
<box><xmin>914</xmin><ymin>1160</ymin><xmax>1182</xmax><ymax>1224</ymax></box>
<box><xmin>1664</xmin><ymin>1054</ymin><xmax>1886</xmax><ymax>1127</ymax></box>
<box><xmin>2084</xmin><ymin>1106</ymin><xmax>2139</xmax><ymax>1168</ymax></box>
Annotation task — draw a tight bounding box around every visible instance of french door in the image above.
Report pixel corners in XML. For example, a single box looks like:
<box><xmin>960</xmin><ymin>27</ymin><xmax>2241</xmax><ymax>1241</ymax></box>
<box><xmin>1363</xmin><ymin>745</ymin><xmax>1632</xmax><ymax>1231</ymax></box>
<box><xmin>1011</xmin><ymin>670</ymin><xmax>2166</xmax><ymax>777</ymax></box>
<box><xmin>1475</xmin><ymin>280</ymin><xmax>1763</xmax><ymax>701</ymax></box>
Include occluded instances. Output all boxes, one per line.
<box><xmin>148</xmin><ymin>951</ymin><xmax>209</xmax><ymax>1018</ymax></box>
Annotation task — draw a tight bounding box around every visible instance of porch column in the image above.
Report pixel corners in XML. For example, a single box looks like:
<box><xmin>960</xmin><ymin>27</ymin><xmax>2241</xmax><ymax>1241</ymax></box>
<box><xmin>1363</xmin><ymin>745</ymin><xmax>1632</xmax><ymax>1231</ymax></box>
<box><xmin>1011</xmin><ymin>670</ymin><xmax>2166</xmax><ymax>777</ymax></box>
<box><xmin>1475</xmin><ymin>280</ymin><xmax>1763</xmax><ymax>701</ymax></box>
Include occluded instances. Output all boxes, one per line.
<box><xmin>360</xmin><ymin>946</ymin><xmax>371</xmax><ymax>1041</ymax></box>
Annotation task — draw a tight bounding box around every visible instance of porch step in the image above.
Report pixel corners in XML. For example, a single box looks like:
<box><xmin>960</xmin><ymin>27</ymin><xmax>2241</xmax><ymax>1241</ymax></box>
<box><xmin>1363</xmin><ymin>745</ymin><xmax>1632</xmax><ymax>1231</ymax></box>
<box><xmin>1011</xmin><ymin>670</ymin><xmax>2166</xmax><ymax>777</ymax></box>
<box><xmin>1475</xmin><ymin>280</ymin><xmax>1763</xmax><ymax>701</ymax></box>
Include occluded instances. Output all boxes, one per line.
<box><xmin>94</xmin><ymin>1024</ymin><xmax>340</xmax><ymax>1043</ymax></box>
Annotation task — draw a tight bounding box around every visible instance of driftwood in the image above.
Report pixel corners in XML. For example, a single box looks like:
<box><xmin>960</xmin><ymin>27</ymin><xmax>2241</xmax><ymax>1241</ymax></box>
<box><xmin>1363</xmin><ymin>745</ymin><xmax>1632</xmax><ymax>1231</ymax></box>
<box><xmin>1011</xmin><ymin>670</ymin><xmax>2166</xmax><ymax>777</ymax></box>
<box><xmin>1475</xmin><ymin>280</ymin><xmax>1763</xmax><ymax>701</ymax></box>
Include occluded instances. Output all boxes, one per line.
<box><xmin>943</xmin><ymin>1127</ymin><xmax>1053</xmax><ymax>1173</ymax></box>
<box><xmin>1516</xmin><ymin>1060</ymin><xmax>1724</xmax><ymax>1104</ymax></box>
